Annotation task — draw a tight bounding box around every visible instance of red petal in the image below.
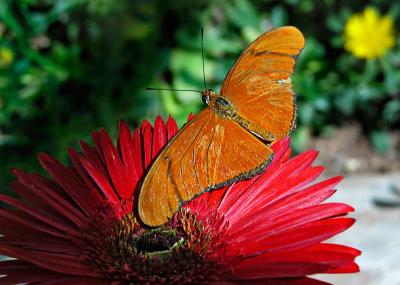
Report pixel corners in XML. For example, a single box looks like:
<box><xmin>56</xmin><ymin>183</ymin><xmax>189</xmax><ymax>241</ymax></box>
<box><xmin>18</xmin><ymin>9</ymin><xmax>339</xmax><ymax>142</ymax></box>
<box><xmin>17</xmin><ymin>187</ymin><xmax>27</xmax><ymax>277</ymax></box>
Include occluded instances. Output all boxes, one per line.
<box><xmin>226</xmin><ymin>165</ymin><xmax>325</xmax><ymax>225</ymax></box>
<box><xmin>0</xmin><ymin>195</ymin><xmax>80</xmax><ymax>237</ymax></box>
<box><xmin>226</xmin><ymin>177</ymin><xmax>345</xmax><ymax>239</ymax></box>
<box><xmin>233</xmin><ymin>241</ymin><xmax>359</xmax><ymax>278</ymax></box>
<box><xmin>0</xmin><ymin>215</ymin><xmax>66</xmax><ymax>242</ymax></box>
<box><xmin>10</xmin><ymin>180</ymin><xmax>54</xmax><ymax>213</ymax></box>
<box><xmin>216</xmin><ymin>139</ymin><xmax>292</xmax><ymax>217</ymax></box>
<box><xmin>283</xmin><ymin>149</ymin><xmax>319</xmax><ymax>178</ymax></box>
<box><xmin>238</xmin><ymin>218</ymin><xmax>355</xmax><ymax>257</ymax></box>
<box><xmin>0</xmin><ymin>209</ymin><xmax>69</xmax><ymax>239</ymax></box>
<box><xmin>118</xmin><ymin>121</ymin><xmax>140</xmax><ymax>194</ymax></box>
<box><xmin>37</xmin><ymin>278</ymin><xmax>109</xmax><ymax>285</ymax></box>
<box><xmin>132</xmin><ymin>127</ymin><xmax>144</xmax><ymax>177</ymax></box>
<box><xmin>233</xmin><ymin>277</ymin><xmax>331</xmax><ymax>285</ymax></box>
<box><xmin>98</xmin><ymin>129</ymin><xmax>131</xmax><ymax>198</ymax></box>
<box><xmin>166</xmin><ymin>115</ymin><xmax>179</xmax><ymax>140</ymax></box>
<box><xmin>271</xmin><ymin>136</ymin><xmax>290</xmax><ymax>151</ymax></box>
<box><xmin>152</xmin><ymin>116</ymin><xmax>167</xmax><ymax>157</ymax></box>
<box><xmin>281</xmin><ymin>148</ymin><xmax>292</xmax><ymax>163</ymax></box>
<box><xmin>0</xmin><ymin>246</ymin><xmax>99</xmax><ymax>277</ymax></box>
<box><xmin>228</xmin><ymin>203</ymin><xmax>353</xmax><ymax>247</ymax></box>
<box><xmin>11</xmin><ymin>169</ymin><xmax>87</xmax><ymax>227</ymax></box>
<box><xmin>308</xmin><ymin>243</ymin><xmax>361</xmax><ymax>273</ymax></box>
<box><xmin>38</xmin><ymin>153</ymin><xmax>97</xmax><ymax>216</ymax></box>
<box><xmin>68</xmin><ymin>148</ymin><xmax>103</xmax><ymax>202</ymax></box>
<box><xmin>187</xmin><ymin>112</ymin><xmax>195</xmax><ymax>121</ymax></box>
<box><xmin>79</xmin><ymin>156</ymin><xmax>119</xmax><ymax>204</ymax></box>
<box><xmin>141</xmin><ymin>120</ymin><xmax>153</xmax><ymax>169</ymax></box>
<box><xmin>0</xmin><ymin>260</ymin><xmax>70</xmax><ymax>285</ymax></box>
<box><xmin>79</xmin><ymin>140</ymin><xmax>107</xmax><ymax>176</ymax></box>
<box><xmin>90</xmin><ymin>131</ymin><xmax>103</xmax><ymax>163</ymax></box>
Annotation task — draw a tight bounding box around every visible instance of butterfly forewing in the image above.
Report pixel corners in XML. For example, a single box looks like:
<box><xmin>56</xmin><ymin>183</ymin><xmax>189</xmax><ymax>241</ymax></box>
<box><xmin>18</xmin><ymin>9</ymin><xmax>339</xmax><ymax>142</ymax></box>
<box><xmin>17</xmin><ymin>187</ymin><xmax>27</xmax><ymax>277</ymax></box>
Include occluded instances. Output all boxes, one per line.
<box><xmin>221</xmin><ymin>26</ymin><xmax>305</xmax><ymax>140</ymax></box>
<box><xmin>138</xmin><ymin>109</ymin><xmax>272</xmax><ymax>226</ymax></box>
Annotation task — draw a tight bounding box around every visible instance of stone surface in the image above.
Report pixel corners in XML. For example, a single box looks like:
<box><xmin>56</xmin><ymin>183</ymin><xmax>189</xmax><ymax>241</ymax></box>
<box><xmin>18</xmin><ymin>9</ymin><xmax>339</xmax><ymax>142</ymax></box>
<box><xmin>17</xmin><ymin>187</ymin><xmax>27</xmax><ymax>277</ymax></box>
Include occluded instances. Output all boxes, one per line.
<box><xmin>317</xmin><ymin>173</ymin><xmax>400</xmax><ymax>285</ymax></box>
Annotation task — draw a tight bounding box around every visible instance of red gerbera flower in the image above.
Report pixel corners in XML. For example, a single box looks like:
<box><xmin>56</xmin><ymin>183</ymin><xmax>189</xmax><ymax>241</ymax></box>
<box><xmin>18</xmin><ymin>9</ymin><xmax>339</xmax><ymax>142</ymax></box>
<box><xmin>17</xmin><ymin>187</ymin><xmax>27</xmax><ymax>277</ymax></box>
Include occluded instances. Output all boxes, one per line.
<box><xmin>0</xmin><ymin>116</ymin><xmax>360</xmax><ymax>285</ymax></box>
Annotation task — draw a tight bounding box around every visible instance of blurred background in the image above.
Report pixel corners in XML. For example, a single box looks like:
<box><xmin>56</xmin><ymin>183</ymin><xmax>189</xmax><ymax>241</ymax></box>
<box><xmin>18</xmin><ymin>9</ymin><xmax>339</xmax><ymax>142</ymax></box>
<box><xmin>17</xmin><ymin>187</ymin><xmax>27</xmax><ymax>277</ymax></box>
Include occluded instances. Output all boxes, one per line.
<box><xmin>0</xmin><ymin>1</ymin><xmax>399</xmax><ymax>284</ymax></box>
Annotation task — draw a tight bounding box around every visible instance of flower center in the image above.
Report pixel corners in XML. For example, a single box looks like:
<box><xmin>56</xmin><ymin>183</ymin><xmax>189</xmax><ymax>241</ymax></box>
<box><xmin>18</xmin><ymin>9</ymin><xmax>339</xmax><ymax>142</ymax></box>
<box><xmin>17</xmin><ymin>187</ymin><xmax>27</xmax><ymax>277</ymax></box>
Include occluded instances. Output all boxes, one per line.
<box><xmin>83</xmin><ymin>207</ymin><xmax>227</xmax><ymax>284</ymax></box>
<box><xmin>133</xmin><ymin>228</ymin><xmax>182</xmax><ymax>255</ymax></box>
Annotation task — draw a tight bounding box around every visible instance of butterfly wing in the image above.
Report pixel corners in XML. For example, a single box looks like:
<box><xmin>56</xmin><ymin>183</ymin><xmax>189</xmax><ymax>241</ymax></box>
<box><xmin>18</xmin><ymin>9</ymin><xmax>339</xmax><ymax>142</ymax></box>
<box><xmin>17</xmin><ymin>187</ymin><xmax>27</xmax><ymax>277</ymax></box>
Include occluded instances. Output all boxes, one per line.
<box><xmin>220</xmin><ymin>26</ymin><xmax>305</xmax><ymax>140</ymax></box>
<box><xmin>138</xmin><ymin>109</ymin><xmax>273</xmax><ymax>226</ymax></box>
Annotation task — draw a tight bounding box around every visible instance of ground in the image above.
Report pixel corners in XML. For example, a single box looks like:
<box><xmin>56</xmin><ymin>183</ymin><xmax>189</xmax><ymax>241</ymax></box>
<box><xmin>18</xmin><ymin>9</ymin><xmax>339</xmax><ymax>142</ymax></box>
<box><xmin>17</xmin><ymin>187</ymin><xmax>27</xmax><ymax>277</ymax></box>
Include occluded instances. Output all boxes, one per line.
<box><xmin>318</xmin><ymin>173</ymin><xmax>400</xmax><ymax>285</ymax></box>
<box><xmin>309</xmin><ymin>124</ymin><xmax>400</xmax><ymax>174</ymax></box>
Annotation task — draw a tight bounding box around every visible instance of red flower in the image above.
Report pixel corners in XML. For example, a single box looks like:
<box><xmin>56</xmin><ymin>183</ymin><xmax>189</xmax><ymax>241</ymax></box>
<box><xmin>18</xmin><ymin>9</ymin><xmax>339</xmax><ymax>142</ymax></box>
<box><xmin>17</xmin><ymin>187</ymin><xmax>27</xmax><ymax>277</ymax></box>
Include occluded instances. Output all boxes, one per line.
<box><xmin>0</xmin><ymin>116</ymin><xmax>360</xmax><ymax>284</ymax></box>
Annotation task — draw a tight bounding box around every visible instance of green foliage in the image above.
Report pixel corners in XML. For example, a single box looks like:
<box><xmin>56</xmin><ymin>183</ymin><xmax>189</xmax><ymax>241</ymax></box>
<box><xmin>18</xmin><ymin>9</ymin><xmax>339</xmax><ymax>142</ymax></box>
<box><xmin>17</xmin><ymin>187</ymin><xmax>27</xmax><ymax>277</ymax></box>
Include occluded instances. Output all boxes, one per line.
<box><xmin>370</xmin><ymin>130</ymin><xmax>392</xmax><ymax>154</ymax></box>
<box><xmin>1</xmin><ymin>0</ymin><xmax>399</xmax><ymax>191</ymax></box>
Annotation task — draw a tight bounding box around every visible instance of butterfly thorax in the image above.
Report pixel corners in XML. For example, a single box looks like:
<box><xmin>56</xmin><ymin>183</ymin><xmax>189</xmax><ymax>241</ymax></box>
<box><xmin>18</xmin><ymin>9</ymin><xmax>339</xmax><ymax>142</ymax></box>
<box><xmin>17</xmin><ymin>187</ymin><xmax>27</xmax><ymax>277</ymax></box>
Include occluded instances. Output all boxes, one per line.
<box><xmin>201</xmin><ymin>89</ymin><xmax>236</xmax><ymax>118</ymax></box>
<box><xmin>201</xmin><ymin>89</ymin><xmax>275</xmax><ymax>142</ymax></box>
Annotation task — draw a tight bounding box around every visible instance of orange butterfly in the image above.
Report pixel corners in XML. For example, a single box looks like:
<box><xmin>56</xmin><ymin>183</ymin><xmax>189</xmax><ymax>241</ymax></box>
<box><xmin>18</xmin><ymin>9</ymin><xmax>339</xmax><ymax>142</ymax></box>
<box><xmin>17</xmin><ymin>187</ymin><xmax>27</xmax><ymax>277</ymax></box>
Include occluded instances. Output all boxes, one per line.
<box><xmin>139</xmin><ymin>26</ymin><xmax>305</xmax><ymax>226</ymax></box>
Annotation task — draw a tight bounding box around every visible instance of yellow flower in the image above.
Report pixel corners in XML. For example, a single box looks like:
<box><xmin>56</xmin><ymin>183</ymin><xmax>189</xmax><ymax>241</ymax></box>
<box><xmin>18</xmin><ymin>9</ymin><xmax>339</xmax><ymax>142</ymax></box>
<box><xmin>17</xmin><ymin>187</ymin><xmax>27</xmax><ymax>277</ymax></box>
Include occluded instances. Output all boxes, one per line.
<box><xmin>0</xmin><ymin>47</ymin><xmax>14</xmax><ymax>66</ymax></box>
<box><xmin>344</xmin><ymin>7</ymin><xmax>395</xmax><ymax>59</ymax></box>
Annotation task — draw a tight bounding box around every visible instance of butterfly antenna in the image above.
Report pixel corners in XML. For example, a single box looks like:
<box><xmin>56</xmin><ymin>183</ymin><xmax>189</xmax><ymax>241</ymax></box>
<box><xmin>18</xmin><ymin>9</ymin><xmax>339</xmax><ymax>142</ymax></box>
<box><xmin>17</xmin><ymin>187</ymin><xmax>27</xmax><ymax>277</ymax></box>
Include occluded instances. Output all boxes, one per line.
<box><xmin>146</xmin><ymin>87</ymin><xmax>202</xmax><ymax>93</ymax></box>
<box><xmin>201</xmin><ymin>28</ymin><xmax>207</xmax><ymax>90</ymax></box>
<box><xmin>146</xmin><ymin>29</ymin><xmax>207</xmax><ymax>94</ymax></box>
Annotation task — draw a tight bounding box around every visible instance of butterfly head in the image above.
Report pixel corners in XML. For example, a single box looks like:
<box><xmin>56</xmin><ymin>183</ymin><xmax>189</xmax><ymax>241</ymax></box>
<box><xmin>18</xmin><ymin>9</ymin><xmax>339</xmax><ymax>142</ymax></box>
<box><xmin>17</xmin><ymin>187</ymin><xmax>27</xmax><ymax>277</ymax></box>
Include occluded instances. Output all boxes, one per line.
<box><xmin>201</xmin><ymin>89</ymin><xmax>236</xmax><ymax>117</ymax></box>
<box><xmin>201</xmin><ymin>89</ymin><xmax>215</xmax><ymax>105</ymax></box>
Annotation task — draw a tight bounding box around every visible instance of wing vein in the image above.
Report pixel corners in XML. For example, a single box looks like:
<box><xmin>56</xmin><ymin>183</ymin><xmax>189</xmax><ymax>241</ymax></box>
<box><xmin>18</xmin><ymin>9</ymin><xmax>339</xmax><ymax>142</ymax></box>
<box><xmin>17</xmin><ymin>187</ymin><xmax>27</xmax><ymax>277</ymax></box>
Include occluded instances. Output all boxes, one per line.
<box><xmin>205</xmin><ymin>117</ymin><xmax>218</xmax><ymax>186</ymax></box>
<box><xmin>177</xmin><ymin>115</ymin><xmax>212</xmax><ymax>165</ymax></box>
<box><xmin>192</xmin><ymin>148</ymin><xmax>200</xmax><ymax>189</ymax></box>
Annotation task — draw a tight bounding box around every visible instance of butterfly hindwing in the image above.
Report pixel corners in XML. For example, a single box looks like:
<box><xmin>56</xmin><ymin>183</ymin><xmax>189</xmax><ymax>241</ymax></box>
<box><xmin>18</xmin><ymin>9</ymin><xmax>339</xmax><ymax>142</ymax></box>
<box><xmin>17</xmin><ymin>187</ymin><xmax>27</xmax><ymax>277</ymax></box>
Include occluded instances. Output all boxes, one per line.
<box><xmin>138</xmin><ymin>109</ymin><xmax>272</xmax><ymax>226</ymax></box>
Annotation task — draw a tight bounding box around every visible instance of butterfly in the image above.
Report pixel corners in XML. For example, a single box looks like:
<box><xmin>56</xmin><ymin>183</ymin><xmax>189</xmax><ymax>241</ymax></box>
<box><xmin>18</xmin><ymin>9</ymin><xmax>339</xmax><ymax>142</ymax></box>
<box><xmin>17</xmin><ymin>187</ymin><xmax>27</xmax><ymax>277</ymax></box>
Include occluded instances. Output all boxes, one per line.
<box><xmin>139</xmin><ymin>26</ymin><xmax>305</xmax><ymax>226</ymax></box>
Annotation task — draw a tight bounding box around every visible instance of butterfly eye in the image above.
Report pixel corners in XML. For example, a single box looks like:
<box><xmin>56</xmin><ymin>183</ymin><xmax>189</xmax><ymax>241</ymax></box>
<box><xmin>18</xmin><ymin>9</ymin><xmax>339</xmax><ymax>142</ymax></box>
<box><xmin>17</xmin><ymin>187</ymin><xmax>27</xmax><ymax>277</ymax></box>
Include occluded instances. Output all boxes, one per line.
<box><xmin>216</xmin><ymin>97</ymin><xmax>230</xmax><ymax>107</ymax></box>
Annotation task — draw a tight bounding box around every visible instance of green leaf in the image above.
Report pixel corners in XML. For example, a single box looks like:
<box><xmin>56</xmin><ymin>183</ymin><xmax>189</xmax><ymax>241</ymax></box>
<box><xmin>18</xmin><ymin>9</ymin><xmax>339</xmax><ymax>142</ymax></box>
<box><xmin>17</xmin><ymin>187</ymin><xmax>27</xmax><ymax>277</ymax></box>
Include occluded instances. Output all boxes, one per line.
<box><xmin>270</xmin><ymin>5</ymin><xmax>288</xmax><ymax>27</ymax></box>
<box><xmin>292</xmin><ymin>126</ymin><xmax>311</xmax><ymax>153</ymax></box>
<box><xmin>383</xmin><ymin>100</ymin><xmax>400</xmax><ymax>123</ymax></box>
<box><xmin>326</xmin><ymin>14</ymin><xmax>343</xmax><ymax>33</ymax></box>
<box><xmin>227</xmin><ymin>0</ymin><xmax>260</xmax><ymax>29</ymax></box>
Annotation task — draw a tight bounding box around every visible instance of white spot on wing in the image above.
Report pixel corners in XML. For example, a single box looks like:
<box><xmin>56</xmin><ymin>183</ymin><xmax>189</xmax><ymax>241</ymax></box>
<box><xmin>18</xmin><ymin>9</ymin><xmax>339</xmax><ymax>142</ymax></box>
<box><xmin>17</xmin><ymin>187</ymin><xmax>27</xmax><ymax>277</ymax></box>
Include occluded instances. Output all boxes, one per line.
<box><xmin>278</xmin><ymin>78</ymin><xmax>292</xmax><ymax>85</ymax></box>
